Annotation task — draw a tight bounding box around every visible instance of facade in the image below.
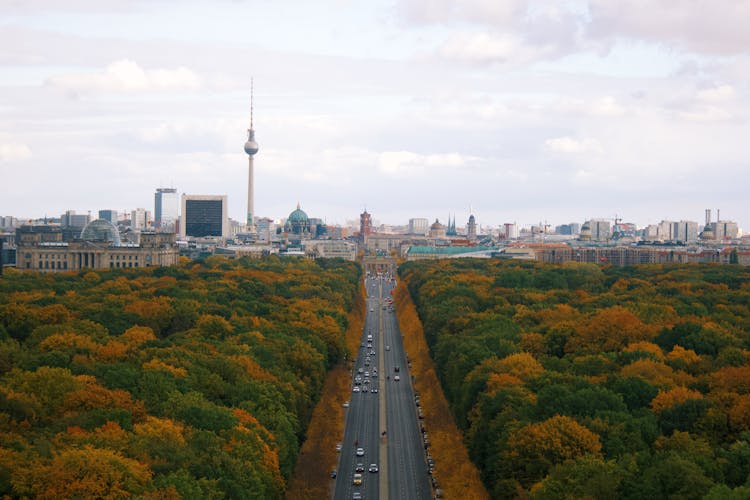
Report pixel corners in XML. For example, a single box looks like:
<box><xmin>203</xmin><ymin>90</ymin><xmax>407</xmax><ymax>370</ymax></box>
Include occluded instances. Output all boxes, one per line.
<box><xmin>154</xmin><ymin>188</ymin><xmax>179</xmax><ymax>231</ymax></box>
<box><xmin>61</xmin><ymin>210</ymin><xmax>90</xmax><ymax>229</ymax></box>
<box><xmin>428</xmin><ymin>219</ymin><xmax>446</xmax><ymax>239</ymax></box>
<box><xmin>502</xmin><ymin>223</ymin><xmax>519</xmax><ymax>239</ymax></box>
<box><xmin>306</xmin><ymin>240</ymin><xmax>356</xmax><ymax>260</ymax></box>
<box><xmin>713</xmin><ymin>221</ymin><xmax>740</xmax><ymax>240</ymax></box>
<box><xmin>285</xmin><ymin>203</ymin><xmax>311</xmax><ymax>236</ymax></box>
<box><xmin>131</xmin><ymin>208</ymin><xmax>151</xmax><ymax>230</ymax></box>
<box><xmin>467</xmin><ymin>214</ymin><xmax>477</xmax><ymax>241</ymax></box>
<box><xmin>15</xmin><ymin>222</ymin><xmax>179</xmax><ymax>273</ymax></box>
<box><xmin>255</xmin><ymin>217</ymin><xmax>275</xmax><ymax>243</ymax></box>
<box><xmin>408</xmin><ymin>218</ymin><xmax>428</xmax><ymax>235</ymax></box>
<box><xmin>180</xmin><ymin>195</ymin><xmax>229</xmax><ymax>238</ymax></box>
<box><xmin>98</xmin><ymin>210</ymin><xmax>118</xmax><ymax>226</ymax></box>
<box><xmin>359</xmin><ymin>210</ymin><xmax>373</xmax><ymax>242</ymax></box>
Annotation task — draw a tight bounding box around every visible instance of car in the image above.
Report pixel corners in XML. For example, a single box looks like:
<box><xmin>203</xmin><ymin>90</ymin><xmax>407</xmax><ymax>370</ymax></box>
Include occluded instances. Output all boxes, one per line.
<box><xmin>342</xmin><ymin>401</ymin><xmax>349</xmax><ymax>408</ymax></box>
<box><xmin>353</xmin><ymin>386</ymin><xmax>360</xmax><ymax>392</ymax></box>
<box><xmin>386</xmin><ymin>345</ymin><xmax>390</xmax><ymax>351</ymax></box>
<box><xmin>394</xmin><ymin>375</ymin><xmax>400</xmax><ymax>381</ymax></box>
<box><xmin>358</xmin><ymin>367</ymin><xmax>364</xmax><ymax>374</ymax></box>
<box><xmin>352</xmin><ymin>493</ymin><xmax>363</xmax><ymax>500</ymax></box>
<box><xmin>369</xmin><ymin>308</ymin><xmax>374</xmax><ymax>312</ymax></box>
<box><xmin>368</xmin><ymin>463</ymin><xmax>379</xmax><ymax>473</ymax></box>
<box><xmin>330</xmin><ymin>469</ymin><xmax>337</xmax><ymax>478</ymax></box>
<box><xmin>371</xmin><ymin>387</ymin><xmax>378</xmax><ymax>393</ymax></box>
<box><xmin>364</xmin><ymin>371</ymin><xmax>369</xmax><ymax>377</ymax></box>
<box><xmin>394</xmin><ymin>366</ymin><xmax>400</xmax><ymax>372</ymax></box>
<box><xmin>356</xmin><ymin>447</ymin><xmax>365</xmax><ymax>456</ymax></box>
<box><xmin>352</xmin><ymin>473</ymin><xmax>363</xmax><ymax>485</ymax></box>
<box><xmin>336</xmin><ymin>442</ymin><xmax>342</xmax><ymax>452</ymax></box>
<box><xmin>355</xmin><ymin>463</ymin><xmax>365</xmax><ymax>472</ymax></box>
<box><xmin>362</xmin><ymin>386</ymin><xmax>368</xmax><ymax>393</ymax></box>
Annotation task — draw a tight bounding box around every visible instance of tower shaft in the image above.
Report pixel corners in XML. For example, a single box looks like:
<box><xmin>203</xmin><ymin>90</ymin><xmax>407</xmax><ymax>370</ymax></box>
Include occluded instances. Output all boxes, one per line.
<box><xmin>247</xmin><ymin>155</ymin><xmax>254</xmax><ymax>229</ymax></box>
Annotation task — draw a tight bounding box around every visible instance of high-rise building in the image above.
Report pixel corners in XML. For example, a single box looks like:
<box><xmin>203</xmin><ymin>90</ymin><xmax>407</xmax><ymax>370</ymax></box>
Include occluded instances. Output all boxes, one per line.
<box><xmin>131</xmin><ymin>208</ymin><xmax>151</xmax><ymax>230</ymax></box>
<box><xmin>243</xmin><ymin>81</ymin><xmax>259</xmax><ymax>232</ymax></box>
<box><xmin>408</xmin><ymin>218</ymin><xmax>428</xmax><ymax>235</ymax></box>
<box><xmin>502</xmin><ymin>223</ymin><xmax>519</xmax><ymax>239</ymax></box>
<box><xmin>61</xmin><ymin>210</ymin><xmax>90</xmax><ymax>229</ymax></box>
<box><xmin>674</xmin><ymin>221</ymin><xmax>699</xmax><ymax>242</ymax></box>
<box><xmin>180</xmin><ymin>195</ymin><xmax>228</xmax><ymax>238</ymax></box>
<box><xmin>98</xmin><ymin>210</ymin><xmax>118</xmax><ymax>226</ymax></box>
<box><xmin>154</xmin><ymin>188</ymin><xmax>179</xmax><ymax>231</ymax></box>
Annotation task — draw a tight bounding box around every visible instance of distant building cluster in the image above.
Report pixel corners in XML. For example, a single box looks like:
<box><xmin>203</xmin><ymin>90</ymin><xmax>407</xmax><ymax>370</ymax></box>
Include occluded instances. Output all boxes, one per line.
<box><xmin>0</xmin><ymin>84</ymin><xmax>746</xmax><ymax>272</ymax></box>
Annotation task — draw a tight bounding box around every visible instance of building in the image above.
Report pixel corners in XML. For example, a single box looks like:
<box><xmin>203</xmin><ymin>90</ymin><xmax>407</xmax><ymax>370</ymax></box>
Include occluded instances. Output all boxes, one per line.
<box><xmin>428</xmin><ymin>219</ymin><xmax>446</xmax><ymax>239</ymax></box>
<box><xmin>180</xmin><ymin>195</ymin><xmax>229</xmax><ymax>238</ymax></box>
<box><xmin>555</xmin><ymin>223</ymin><xmax>581</xmax><ymax>235</ymax></box>
<box><xmin>674</xmin><ymin>220</ymin><xmax>699</xmax><ymax>243</ymax></box>
<box><xmin>502</xmin><ymin>223</ymin><xmax>519</xmax><ymax>239</ymax></box>
<box><xmin>154</xmin><ymin>188</ymin><xmax>179</xmax><ymax>231</ymax></box>
<box><xmin>1</xmin><ymin>216</ymin><xmax>19</xmax><ymax>229</ymax></box>
<box><xmin>467</xmin><ymin>214</ymin><xmax>477</xmax><ymax>241</ymax></box>
<box><xmin>408</xmin><ymin>218</ymin><xmax>428</xmax><ymax>235</ymax></box>
<box><xmin>359</xmin><ymin>210</ymin><xmax>373</xmax><ymax>243</ymax></box>
<box><xmin>306</xmin><ymin>240</ymin><xmax>357</xmax><ymax>260</ymax></box>
<box><xmin>98</xmin><ymin>210</ymin><xmax>118</xmax><ymax>226</ymax></box>
<box><xmin>255</xmin><ymin>217</ymin><xmax>275</xmax><ymax>243</ymax></box>
<box><xmin>15</xmin><ymin>220</ymin><xmax>179</xmax><ymax>273</ymax></box>
<box><xmin>61</xmin><ymin>210</ymin><xmax>90</xmax><ymax>229</ymax></box>
<box><xmin>285</xmin><ymin>203</ymin><xmax>311</xmax><ymax>237</ymax></box>
<box><xmin>131</xmin><ymin>208</ymin><xmax>151</xmax><ymax>230</ymax></box>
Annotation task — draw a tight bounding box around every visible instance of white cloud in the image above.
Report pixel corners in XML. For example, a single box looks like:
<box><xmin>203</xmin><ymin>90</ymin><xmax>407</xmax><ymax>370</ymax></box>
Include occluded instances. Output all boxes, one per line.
<box><xmin>378</xmin><ymin>151</ymin><xmax>473</xmax><ymax>177</ymax></box>
<box><xmin>588</xmin><ymin>0</ymin><xmax>750</xmax><ymax>55</ymax></box>
<box><xmin>545</xmin><ymin>136</ymin><xmax>602</xmax><ymax>154</ymax></box>
<box><xmin>439</xmin><ymin>32</ymin><xmax>518</xmax><ymax>65</ymax></box>
<box><xmin>0</xmin><ymin>142</ymin><xmax>32</xmax><ymax>162</ymax></box>
<box><xmin>47</xmin><ymin>59</ymin><xmax>202</xmax><ymax>93</ymax></box>
<box><xmin>398</xmin><ymin>0</ymin><xmax>525</xmax><ymax>26</ymax></box>
<box><xmin>696</xmin><ymin>84</ymin><xmax>735</xmax><ymax>103</ymax></box>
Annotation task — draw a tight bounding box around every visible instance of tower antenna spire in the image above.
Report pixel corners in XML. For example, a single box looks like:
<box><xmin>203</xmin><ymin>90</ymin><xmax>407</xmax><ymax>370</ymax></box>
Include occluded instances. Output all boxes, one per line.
<box><xmin>250</xmin><ymin>78</ymin><xmax>254</xmax><ymax>130</ymax></box>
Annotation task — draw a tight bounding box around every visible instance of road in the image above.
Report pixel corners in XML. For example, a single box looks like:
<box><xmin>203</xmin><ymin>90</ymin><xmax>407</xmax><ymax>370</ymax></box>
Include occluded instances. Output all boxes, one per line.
<box><xmin>333</xmin><ymin>274</ymin><xmax>431</xmax><ymax>500</ymax></box>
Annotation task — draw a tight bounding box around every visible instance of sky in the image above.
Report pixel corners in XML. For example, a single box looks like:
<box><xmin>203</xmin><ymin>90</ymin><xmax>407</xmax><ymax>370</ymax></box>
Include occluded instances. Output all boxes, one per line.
<box><xmin>1</xmin><ymin>0</ymin><xmax>748</xmax><ymax>230</ymax></box>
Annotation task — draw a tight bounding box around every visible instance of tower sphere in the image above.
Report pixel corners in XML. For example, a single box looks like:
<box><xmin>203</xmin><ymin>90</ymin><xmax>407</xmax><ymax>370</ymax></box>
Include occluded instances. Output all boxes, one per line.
<box><xmin>244</xmin><ymin>130</ymin><xmax>259</xmax><ymax>155</ymax></box>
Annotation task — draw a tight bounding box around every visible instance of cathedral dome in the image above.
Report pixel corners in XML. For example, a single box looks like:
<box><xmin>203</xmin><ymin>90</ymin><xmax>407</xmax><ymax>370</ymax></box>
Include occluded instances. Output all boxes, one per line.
<box><xmin>430</xmin><ymin>219</ymin><xmax>444</xmax><ymax>230</ymax></box>
<box><xmin>288</xmin><ymin>203</ymin><xmax>309</xmax><ymax>224</ymax></box>
<box><xmin>80</xmin><ymin>219</ymin><xmax>121</xmax><ymax>246</ymax></box>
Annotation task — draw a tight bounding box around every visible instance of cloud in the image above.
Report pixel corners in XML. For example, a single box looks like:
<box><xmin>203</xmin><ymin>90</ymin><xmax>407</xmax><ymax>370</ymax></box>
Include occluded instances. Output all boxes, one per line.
<box><xmin>398</xmin><ymin>0</ymin><xmax>525</xmax><ymax>26</ymax></box>
<box><xmin>0</xmin><ymin>142</ymin><xmax>32</xmax><ymax>162</ymax></box>
<box><xmin>588</xmin><ymin>0</ymin><xmax>750</xmax><ymax>55</ymax></box>
<box><xmin>378</xmin><ymin>151</ymin><xmax>474</xmax><ymax>177</ymax></box>
<box><xmin>696</xmin><ymin>84</ymin><xmax>735</xmax><ymax>103</ymax></box>
<box><xmin>545</xmin><ymin>136</ymin><xmax>602</xmax><ymax>154</ymax></box>
<box><xmin>46</xmin><ymin>59</ymin><xmax>202</xmax><ymax>93</ymax></box>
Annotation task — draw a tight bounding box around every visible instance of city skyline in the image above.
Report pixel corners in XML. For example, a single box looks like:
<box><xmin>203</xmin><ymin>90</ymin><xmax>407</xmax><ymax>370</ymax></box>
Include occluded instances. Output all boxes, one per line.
<box><xmin>1</xmin><ymin>1</ymin><xmax>748</xmax><ymax>229</ymax></box>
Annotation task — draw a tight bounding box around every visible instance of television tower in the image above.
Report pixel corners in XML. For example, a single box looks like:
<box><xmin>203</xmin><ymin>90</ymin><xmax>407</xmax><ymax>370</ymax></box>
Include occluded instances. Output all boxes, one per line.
<box><xmin>243</xmin><ymin>79</ymin><xmax>259</xmax><ymax>232</ymax></box>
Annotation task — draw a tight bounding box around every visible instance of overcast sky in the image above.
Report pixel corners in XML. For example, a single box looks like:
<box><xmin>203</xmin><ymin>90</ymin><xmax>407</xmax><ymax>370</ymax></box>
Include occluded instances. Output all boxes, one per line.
<box><xmin>1</xmin><ymin>0</ymin><xmax>748</xmax><ymax>230</ymax></box>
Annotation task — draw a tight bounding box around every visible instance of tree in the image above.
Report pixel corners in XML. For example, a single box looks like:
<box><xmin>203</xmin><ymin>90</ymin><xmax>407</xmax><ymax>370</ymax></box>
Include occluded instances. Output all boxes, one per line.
<box><xmin>504</xmin><ymin>415</ymin><xmax>602</xmax><ymax>486</ymax></box>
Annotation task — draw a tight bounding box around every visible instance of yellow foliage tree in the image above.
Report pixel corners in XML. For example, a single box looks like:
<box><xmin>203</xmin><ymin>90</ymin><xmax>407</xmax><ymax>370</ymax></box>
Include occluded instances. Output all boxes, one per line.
<box><xmin>651</xmin><ymin>386</ymin><xmax>704</xmax><ymax>413</ymax></box>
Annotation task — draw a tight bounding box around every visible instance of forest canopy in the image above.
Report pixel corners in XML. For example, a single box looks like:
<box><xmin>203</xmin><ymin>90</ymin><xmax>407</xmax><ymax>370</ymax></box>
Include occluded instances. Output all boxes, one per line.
<box><xmin>400</xmin><ymin>259</ymin><xmax>750</xmax><ymax>499</ymax></box>
<box><xmin>0</xmin><ymin>256</ymin><xmax>360</xmax><ymax>499</ymax></box>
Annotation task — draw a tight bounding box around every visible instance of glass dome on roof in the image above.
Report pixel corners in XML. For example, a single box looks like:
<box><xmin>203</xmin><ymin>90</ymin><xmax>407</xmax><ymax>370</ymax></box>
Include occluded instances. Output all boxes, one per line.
<box><xmin>80</xmin><ymin>219</ymin><xmax>121</xmax><ymax>246</ymax></box>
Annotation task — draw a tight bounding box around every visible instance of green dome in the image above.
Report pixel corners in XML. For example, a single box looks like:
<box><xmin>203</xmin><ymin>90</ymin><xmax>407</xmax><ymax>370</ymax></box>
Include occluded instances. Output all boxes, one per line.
<box><xmin>288</xmin><ymin>203</ymin><xmax>308</xmax><ymax>223</ymax></box>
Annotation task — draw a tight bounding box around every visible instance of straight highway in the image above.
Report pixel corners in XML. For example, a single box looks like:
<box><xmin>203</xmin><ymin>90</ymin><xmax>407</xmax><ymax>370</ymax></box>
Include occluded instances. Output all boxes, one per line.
<box><xmin>333</xmin><ymin>274</ymin><xmax>430</xmax><ymax>500</ymax></box>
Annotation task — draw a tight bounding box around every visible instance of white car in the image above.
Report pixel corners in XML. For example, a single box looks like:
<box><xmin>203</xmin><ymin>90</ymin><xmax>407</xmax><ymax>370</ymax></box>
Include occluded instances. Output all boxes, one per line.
<box><xmin>356</xmin><ymin>447</ymin><xmax>365</xmax><ymax>456</ymax></box>
<box><xmin>353</xmin><ymin>386</ymin><xmax>360</xmax><ymax>392</ymax></box>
